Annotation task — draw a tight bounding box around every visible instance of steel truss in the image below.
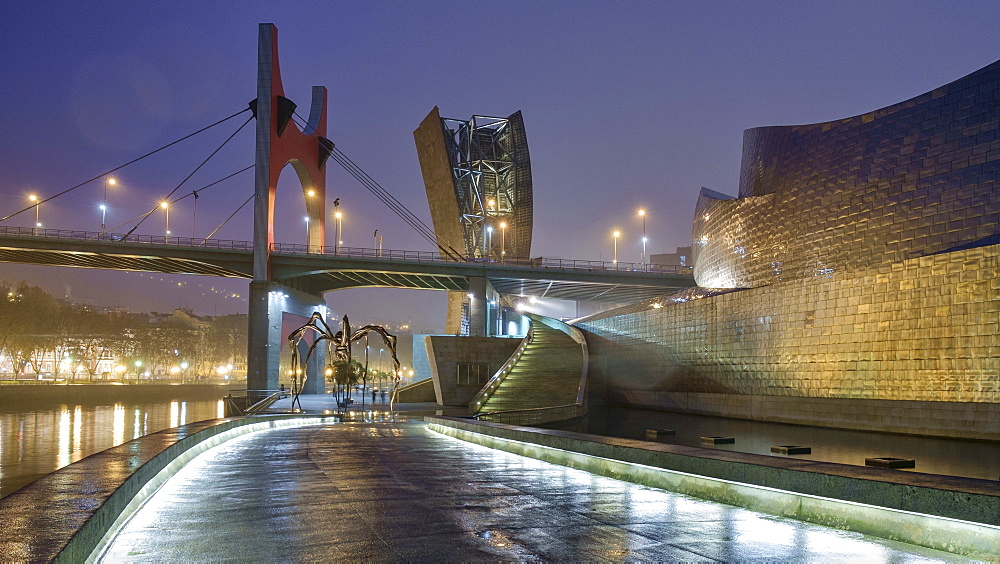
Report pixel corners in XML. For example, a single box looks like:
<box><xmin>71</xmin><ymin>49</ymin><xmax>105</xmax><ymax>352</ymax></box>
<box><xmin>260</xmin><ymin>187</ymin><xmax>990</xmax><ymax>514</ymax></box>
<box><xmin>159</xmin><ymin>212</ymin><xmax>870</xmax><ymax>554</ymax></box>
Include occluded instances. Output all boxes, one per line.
<box><xmin>442</xmin><ymin>115</ymin><xmax>521</xmax><ymax>259</ymax></box>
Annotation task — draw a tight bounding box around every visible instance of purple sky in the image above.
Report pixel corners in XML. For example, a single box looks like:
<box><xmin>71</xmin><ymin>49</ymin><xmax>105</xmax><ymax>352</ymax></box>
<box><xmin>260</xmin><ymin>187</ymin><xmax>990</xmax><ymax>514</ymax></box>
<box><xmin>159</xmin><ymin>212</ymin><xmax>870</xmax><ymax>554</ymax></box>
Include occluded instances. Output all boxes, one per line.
<box><xmin>1</xmin><ymin>2</ymin><xmax>998</xmax><ymax>329</ymax></box>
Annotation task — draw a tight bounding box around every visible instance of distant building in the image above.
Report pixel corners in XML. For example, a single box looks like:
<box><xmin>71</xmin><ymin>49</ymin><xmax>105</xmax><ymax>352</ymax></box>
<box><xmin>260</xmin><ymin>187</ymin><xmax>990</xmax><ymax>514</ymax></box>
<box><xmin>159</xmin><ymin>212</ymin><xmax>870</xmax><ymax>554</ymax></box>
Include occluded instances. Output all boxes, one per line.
<box><xmin>650</xmin><ymin>246</ymin><xmax>694</xmax><ymax>268</ymax></box>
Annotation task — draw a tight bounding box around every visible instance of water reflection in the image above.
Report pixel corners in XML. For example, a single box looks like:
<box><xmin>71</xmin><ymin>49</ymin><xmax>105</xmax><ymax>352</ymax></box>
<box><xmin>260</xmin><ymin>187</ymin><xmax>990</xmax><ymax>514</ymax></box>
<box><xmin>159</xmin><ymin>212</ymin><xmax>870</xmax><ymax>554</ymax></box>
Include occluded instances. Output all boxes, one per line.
<box><xmin>563</xmin><ymin>407</ymin><xmax>1000</xmax><ymax>480</ymax></box>
<box><xmin>0</xmin><ymin>397</ymin><xmax>223</xmax><ymax>498</ymax></box>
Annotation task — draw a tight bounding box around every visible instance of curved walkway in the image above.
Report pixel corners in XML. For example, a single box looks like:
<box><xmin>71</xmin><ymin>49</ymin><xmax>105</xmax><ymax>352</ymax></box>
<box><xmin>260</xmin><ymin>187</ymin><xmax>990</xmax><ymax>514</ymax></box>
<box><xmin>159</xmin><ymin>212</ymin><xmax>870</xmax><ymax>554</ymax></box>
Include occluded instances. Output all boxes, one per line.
<box><xmin>100</xmin><ymin>419</ymin><xmax>956</xmax><ymax>562</ymax></box>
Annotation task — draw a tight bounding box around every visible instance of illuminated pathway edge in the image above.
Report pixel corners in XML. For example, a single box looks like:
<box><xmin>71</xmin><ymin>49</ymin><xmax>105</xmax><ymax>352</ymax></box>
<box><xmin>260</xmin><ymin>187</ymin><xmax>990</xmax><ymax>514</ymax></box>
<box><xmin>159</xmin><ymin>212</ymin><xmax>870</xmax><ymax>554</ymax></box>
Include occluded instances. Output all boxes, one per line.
<box><xmin>0</xmin><ymin>414</ymin><xmax>337</xmax><ymax>562</ymax></box>
<box><xmin>101</xmin><ymin>419</ymin><xmax>970</xmax><ymax>561</ymax></box>
<box><xmin>426</xmin><ymin>417</ymin><xmax>1000</xmax><ymax>559</ymax></box>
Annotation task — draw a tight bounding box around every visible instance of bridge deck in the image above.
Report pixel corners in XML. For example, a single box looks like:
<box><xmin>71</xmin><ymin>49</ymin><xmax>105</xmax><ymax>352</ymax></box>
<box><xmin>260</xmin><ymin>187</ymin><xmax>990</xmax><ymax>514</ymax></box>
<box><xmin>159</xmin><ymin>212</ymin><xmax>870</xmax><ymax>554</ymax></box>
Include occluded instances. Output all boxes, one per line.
<box><xmin>0</xmin><ymin>227</ymin><xmax>695</xmax><ymax>302</ymax></box>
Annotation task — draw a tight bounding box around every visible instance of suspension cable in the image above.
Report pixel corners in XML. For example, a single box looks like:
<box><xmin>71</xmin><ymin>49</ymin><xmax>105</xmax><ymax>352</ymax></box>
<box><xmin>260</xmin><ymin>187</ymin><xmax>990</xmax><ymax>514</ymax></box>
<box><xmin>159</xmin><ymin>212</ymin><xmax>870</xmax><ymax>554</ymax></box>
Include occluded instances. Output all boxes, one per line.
<box><xmin>200</xmin><ymin>193</ymin><xmax>255</xmax><ymax>242</ymax></box>
<box><xmin>0</xmin><ymin>107</ymin><xmax>251</xmax><ymax>223</ymax></box>
<box><xmin>96</xmin><ymin>165</ymin><xmax>254</xmax><ymax>236</ymax></box>
<box><xmin>289</xmin><ymin>111</ymin><xmax>464</xmax><ymax>259</ymax></box>
<box><xmin>122</xmin><ymin>116</ymin><xmax>253</xmax><ymax>238</ymax></box>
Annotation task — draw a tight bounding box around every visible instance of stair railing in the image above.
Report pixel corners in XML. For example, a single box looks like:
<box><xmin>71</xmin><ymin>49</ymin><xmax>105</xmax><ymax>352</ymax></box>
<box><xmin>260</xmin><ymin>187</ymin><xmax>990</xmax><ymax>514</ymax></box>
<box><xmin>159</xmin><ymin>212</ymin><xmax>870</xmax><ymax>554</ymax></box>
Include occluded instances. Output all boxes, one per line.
<box><xmin>468</xmin><ymin>327</ymin><xmax>534</xmax><ymax>414</ymax></box>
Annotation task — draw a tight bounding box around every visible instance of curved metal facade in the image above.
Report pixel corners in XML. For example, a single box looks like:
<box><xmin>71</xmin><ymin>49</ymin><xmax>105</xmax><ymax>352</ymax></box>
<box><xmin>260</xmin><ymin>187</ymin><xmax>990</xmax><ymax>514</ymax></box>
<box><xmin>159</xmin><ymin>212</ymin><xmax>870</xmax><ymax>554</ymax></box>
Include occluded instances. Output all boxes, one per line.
<box><xmin>576</xmin><ymin>60</ymin><xmax>1000</xmax><ymax>437</ymax></box>
<box><xmin>693</xmin><ymin>60</ymin><xmax>1000</xmax><ymax>288</ymax></box>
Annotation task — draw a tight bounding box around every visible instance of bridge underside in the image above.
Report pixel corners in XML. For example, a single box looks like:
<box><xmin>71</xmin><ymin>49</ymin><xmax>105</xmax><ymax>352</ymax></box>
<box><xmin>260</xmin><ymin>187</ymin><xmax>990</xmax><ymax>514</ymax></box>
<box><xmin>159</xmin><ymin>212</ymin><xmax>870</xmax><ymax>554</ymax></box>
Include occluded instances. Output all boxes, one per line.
<box><xmin>0</xmin><ymin>247</ymin><xmax>247</xmax><ymax>278</ymax></box>
<box><xmin>0</xmin><ymin>234</ymin><xmax>695</xmax><ymax>304</ymax></box>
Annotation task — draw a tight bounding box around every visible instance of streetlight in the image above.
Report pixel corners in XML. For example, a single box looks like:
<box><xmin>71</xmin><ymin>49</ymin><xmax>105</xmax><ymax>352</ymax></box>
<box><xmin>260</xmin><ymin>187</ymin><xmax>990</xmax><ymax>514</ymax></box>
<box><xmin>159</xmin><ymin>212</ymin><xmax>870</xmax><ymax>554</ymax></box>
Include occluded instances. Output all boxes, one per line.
<box><xmin>133</xmin><ymin>360</ymin><xmax>143</xmax><ymax>382</ymax></box>
<box><xmin>638</xmin><ymin>208</ymin><xmax>647</xmax><ymax>265</ymax></box>
<box><xmin>304</xmin><ymin>216</ymin><xmax>310</xmax><ymax>247</ymax></box>
<box><xmin>102</xmin><ymin>177</ymin><xmax>116</xmax><ymax>233</ymax></box>
<box><xmin>160</xmin><ymin>201</ymin><xmax>170</xmax><ymax>238</ymax></box>
<box><xmin>28</xmin><ymin>194</ymin><xmax>40</xmax><ymax>230</ymax></box>
<box><xmin>180</xmin><ymin>361</ymin><xmax>189</xmax><ymax>384</ymax></box>
<box><xmin>613</xmin><ymin>230</ymin><xmax>621</xmax><ymax>264</ymax></box>
<box><xmin>499</xmin><ymin>221</ymin><xmax>507</xmax><ymax>260</ymax></box>
<box><xmin>334</xmin><ymin>210</ymin><xmax>343</xmax><ymax>254</ymax></box>
<box><xmin>486</xmin><ymin>225</ymin><xmax>494</xmax><ymax>259</ymax></box>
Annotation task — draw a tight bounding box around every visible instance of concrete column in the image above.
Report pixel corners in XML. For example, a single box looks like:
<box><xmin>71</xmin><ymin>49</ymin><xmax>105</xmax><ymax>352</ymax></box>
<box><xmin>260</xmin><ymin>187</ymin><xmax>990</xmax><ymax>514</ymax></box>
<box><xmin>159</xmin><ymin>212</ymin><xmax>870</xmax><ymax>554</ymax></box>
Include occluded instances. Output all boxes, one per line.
<box><xmin>468</xmin><ymin>276</ymin><xmax>488</xmax><ymax>336</ymax></box>
<box><xmin>246</xmin><ymin>280</ymin><xmax>327</xmax><ymax>394</ymax></box>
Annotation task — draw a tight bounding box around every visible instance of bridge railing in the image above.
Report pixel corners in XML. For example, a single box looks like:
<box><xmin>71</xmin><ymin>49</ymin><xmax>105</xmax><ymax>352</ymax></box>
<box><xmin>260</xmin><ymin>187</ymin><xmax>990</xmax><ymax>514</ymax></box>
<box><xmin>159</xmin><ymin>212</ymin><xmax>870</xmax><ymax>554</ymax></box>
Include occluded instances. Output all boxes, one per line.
<box><xmin>271</xmin><ymin>242</ymin><xmax>694</xmax><ymax>275</ymax></box>
<box><xmin>0</xmin><ymin>225</ymin><xmax>693</xmax><ymax>275</ymax></box>
<box><xmin>0</xmin><ymin>225</ymin><xmax>255</xmax><ymax>251</ymax></box>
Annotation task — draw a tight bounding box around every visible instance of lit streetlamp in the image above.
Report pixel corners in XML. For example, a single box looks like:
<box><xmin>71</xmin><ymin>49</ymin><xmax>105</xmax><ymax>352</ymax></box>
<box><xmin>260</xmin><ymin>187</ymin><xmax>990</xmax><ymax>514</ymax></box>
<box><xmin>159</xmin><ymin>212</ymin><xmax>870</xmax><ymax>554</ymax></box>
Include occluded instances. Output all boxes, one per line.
<box><xmin>133</xmin><ymin>360</ymin><xmax>143</xmax><ymax>382</ymax></box>
<box><xmin>304</xmin><ymin>216</ymin><xmax>310</xmax><ymax>247</ymax></box>
<box><xmin>334</xmin><ymin>210</ymin><xmax>343</xmax><ymax>254</ymax></box>
<box><xmin>638</xmin><ymin>208</ymin><xmax>647</xmax><ymax>265</ymax></box>
<box><xmin>102</xmin><ymin>177</ymin><xmax>116</xmax><ymax>233</ymax></box>
<box><xmin>613</xmin><ymin>230</ymin><xmax>621</xmax><ymax>264</ymax></box>
<box><xmin>28</xmin><ymin>194</ymin><xmax>41</xmax><ymax>230</ymax></box>
<box><xmin>499</xmin><ymin>221</ymin><xmax>507</xmax><ymax>261</ymax></box>
<box><xmin>160</xmin><ymin>201</ymin><xmax>170</xmax><ymax>238</ymax></box>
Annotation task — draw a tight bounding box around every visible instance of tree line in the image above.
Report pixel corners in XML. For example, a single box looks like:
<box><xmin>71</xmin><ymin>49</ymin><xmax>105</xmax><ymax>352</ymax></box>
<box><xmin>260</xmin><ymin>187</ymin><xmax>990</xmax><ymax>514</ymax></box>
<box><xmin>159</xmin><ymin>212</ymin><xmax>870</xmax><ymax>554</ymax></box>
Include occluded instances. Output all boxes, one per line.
<box><xmin>0</xmin><ymin>281</ymin><xmax>247</xmax><ymax>381</ymax></box>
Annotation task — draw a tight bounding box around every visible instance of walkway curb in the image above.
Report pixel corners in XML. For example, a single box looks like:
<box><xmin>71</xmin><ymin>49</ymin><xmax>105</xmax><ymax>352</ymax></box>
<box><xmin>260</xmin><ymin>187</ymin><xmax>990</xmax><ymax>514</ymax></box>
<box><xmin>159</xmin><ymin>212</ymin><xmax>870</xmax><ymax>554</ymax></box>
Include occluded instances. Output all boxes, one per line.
<box><xmin>426</xmin><ymin>416</ymin><xmax>1000</xmax><ymax>559</ymax></box>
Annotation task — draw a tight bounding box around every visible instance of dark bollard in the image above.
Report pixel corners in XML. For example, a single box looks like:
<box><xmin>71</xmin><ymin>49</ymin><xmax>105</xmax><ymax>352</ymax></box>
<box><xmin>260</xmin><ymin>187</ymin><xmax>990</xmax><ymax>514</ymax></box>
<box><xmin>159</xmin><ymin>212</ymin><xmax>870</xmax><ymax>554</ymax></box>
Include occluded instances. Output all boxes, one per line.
<box><xmin>865</xmin><ymin>457</ymin><xmax>915</xmax><ymax>468</ymax></box>
<box><xmin>700</xmin><ymin>436</ymin><xmax>735</xmax><ymax>445</ymax></box>
<box><xmin>771</xmin><ymin>445</ymin><xmax>811</xmax><ymax>455</ymax></box>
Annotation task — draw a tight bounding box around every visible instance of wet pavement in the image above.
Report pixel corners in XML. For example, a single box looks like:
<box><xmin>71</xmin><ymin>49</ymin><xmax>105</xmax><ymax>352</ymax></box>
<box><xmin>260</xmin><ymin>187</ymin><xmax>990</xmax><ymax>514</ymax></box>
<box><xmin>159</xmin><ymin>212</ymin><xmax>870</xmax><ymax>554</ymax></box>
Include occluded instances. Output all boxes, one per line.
<box><xmin>100</xmin><ymin>418</ymin><xmax>961</xmax><ymax>562</ymax></box>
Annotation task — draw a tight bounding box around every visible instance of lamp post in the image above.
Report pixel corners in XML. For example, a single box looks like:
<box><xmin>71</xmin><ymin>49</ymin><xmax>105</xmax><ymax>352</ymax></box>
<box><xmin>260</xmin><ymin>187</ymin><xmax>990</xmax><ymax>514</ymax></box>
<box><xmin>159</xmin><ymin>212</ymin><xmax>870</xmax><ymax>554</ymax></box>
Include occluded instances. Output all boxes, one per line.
<box><xmin>160</xmin><ymin>201</ymin><xmax>170</xmax><ymax>238</ymax></box>
<box><xmin>304</xmin><ymin>216</ymin><xmax>310</xmax><ymax>248</ymax></box>
<box><xmin>500</xmin><ymin>221</ymin><xmax>507</xmax><ymax>261</ymax></box>
<box><xmin>638</xmin><ymin>209</ymin><xmax>647</xmax><ymax>265</ymax></box>
<box><xmin>29</xmin><ymin>194</ymin><xmax>40</xmax><ymax>231</ymax></box>
<box><xmin>133</xmin><ymin>360</ymin><xmax>143</xmax><ymax>382</ymax></box>
<box><xmin>102</xmin><ymin>178</ymin><xmax>116</xmax><ymax>233</ymax></box>
<box><xmin>334</xmin><ymin>210</ymin><xmax>343</xmax><ymax>254</ymax></box>
<box><xmin>613</xmin><ymin>231</ymin><xmax>621</xmax><ymax>265</ymax></box>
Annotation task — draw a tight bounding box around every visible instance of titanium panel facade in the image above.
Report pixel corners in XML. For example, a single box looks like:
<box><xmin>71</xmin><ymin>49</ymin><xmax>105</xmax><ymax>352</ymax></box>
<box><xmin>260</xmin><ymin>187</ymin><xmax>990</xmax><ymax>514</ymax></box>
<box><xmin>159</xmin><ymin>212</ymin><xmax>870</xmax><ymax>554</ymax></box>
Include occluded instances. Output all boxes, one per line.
<box><xmin>694</xmin><ymin>60</ymin><xmax>1000</xmax><ymax>289</ymax></box>
<box><xmin>575</xmin><ymin>60</ymin><xmax>1000</xmax><ymax>438</ymax></box>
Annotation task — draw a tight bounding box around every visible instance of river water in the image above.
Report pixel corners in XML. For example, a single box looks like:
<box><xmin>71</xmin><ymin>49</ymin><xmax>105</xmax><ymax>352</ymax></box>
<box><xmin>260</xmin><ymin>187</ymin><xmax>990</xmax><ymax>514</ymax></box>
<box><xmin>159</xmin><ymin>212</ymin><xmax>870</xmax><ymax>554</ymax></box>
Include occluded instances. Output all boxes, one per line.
<box><xmin>0</xmin><ymin>386</ymin><xmax>225</xmax><ymax>498</ymax></box>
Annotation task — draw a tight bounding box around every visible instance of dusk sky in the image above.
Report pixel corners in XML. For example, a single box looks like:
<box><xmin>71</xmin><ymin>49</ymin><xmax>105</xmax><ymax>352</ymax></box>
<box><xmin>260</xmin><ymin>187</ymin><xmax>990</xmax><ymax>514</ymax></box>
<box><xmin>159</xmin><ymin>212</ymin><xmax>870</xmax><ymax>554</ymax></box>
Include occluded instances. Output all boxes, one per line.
<box><xmin>1</xmin><ymin>1</ymin><xmax>998</xmax><ymax>329</ymax></box>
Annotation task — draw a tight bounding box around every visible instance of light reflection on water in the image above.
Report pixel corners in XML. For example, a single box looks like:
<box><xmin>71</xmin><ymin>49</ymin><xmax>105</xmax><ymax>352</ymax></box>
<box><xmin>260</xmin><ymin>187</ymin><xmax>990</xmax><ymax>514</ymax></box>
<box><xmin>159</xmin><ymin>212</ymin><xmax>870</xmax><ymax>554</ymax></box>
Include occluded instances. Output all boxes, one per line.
<box><xmin>0</xmin><ymin>398</ymin><xmax>225</xmax><ymax>499</ymax></box>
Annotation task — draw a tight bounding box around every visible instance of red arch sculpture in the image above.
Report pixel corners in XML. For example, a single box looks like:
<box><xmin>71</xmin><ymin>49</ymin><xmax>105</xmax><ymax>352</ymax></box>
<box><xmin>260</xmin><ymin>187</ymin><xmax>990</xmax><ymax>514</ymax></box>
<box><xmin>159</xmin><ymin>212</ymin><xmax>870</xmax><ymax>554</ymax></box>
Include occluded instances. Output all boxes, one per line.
<box><xmin>252</xmin><ymin>23</ymin><xmax>332</xmax><ymax>280</ymax></box>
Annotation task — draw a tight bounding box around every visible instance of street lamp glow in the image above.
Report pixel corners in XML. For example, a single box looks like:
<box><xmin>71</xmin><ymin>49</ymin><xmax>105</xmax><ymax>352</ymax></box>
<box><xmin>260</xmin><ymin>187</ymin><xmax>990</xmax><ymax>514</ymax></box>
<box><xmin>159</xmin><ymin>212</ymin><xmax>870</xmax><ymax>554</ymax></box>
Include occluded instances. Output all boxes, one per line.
<box><xmin>28</xmin><ymin>194</ymin><xmax>40</xmax><ymax>229</ymax></box>
<box><xmin>334</xmin><ymin>210</ymin><xmax>344</xmax><ymax>251</ymax></box>
<box><xmin>613</xmin><ymin>230</ymin><xmax>621</xmax><ymax>264</ymax></box>
<box><xmin>160</xmin><ymin>201</ymin><xmax>170</xmax><ymax>236</ymax></box>
<box><xmin>638</xmin><ymin>208</ymin><xmax>648</xmax><ymax>264</ymax></box>
<box><xmin>499</xmin><ymin>221</ymin><xmax>508</xmax><ymax>258</ymax></box>
<box><xmin>306</xmin><ymin>188</ymin><xmax>316</xmax><ymax>197</ymax></box>
<box><xmin>102</xmin><ymin>178</ymin><xmax>116</xmax><ymax>233</ymax></box>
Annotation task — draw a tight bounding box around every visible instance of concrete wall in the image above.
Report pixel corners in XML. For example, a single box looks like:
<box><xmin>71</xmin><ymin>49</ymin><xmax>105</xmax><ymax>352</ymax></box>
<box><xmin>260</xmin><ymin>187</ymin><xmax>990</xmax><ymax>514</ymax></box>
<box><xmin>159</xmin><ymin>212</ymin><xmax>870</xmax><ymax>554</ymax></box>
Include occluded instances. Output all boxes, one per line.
<box><xmin>396</xmin><ymin>378</ymin><xmax>436</xmax><ymax>403</ymax></box>
<box><xmin>424</xmin><ymin>335</ymin><xmax>521</xmax><ymax>406</ymax></box>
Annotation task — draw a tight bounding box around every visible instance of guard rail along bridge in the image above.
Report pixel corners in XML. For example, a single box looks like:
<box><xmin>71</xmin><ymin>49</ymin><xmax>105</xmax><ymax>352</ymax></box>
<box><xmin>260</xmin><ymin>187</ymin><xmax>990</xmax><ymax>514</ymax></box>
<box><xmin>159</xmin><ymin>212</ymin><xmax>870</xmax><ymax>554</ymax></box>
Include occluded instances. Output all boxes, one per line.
<box><xmin>0</xmin><ymin>225</ymin><xmax>692</xmax><ymax>303</ymax></box>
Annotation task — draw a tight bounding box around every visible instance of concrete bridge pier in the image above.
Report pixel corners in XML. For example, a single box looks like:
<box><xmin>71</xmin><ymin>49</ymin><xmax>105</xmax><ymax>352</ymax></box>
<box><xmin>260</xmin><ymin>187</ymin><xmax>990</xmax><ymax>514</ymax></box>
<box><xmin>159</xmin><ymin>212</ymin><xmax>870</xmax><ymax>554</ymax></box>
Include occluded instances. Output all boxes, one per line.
<box><xmin>247</xmin><ymin>281</ymin><xmax>327</xmax><ymax>394</ymax></box>
<box><xmin>467</xmin><ymin>276</ymin><xmax>500</xmax><ymax>336</ymax></box>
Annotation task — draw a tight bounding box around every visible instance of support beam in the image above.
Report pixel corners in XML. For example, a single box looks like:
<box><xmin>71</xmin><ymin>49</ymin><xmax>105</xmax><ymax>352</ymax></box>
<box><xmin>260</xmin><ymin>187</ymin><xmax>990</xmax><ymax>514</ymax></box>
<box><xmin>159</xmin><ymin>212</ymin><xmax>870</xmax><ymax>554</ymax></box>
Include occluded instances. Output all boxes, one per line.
<box><xmin>247</xmin><ymin>281</ymin><xmax>328</xmax><ymax>395</ymax></box>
